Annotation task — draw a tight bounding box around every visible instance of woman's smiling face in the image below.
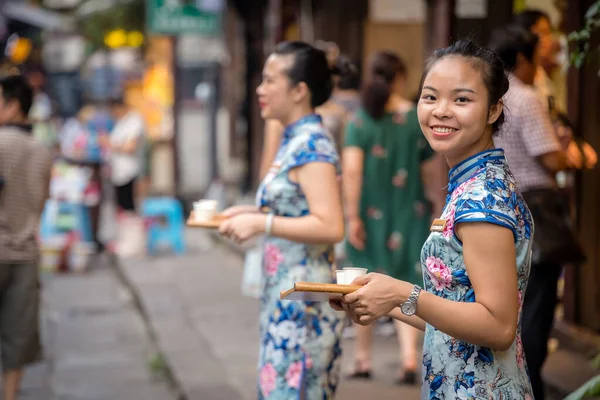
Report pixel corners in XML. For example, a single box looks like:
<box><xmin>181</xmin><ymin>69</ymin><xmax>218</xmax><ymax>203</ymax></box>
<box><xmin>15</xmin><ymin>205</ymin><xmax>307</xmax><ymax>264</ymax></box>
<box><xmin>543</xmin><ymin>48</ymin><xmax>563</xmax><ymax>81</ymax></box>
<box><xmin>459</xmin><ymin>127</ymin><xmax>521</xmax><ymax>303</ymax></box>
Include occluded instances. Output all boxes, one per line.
<box><xmin>417</xmin><ymin>55</ymin><xmax>502</xmax><ymax>167</ymax></box>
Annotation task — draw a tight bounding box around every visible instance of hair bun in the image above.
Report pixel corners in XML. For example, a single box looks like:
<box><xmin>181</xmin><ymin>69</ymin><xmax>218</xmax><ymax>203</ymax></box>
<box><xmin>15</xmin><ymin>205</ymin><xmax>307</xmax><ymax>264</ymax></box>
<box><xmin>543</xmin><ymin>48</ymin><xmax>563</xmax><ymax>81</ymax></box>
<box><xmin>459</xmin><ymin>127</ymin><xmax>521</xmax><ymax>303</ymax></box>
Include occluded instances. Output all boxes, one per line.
<box><xmin>335</xmin><ymin>56</ymin><xmax>357</xmax><ymax>76</ymax></box>
<box><xmin>314</xmin><ymin>40</ymin><xmax>340</xmax><ymax>69</ymax></box>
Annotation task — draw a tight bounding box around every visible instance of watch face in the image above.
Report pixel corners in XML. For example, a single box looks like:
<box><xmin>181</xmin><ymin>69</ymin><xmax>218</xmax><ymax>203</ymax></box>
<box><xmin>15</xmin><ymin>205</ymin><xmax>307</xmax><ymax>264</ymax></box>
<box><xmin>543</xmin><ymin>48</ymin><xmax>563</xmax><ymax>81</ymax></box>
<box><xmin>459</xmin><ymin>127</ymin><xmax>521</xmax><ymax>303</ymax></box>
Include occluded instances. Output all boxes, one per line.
<box><xmin>401</xmin><ymin>301</ymin><xmax>416</xmax><ymax>316</ymax></box>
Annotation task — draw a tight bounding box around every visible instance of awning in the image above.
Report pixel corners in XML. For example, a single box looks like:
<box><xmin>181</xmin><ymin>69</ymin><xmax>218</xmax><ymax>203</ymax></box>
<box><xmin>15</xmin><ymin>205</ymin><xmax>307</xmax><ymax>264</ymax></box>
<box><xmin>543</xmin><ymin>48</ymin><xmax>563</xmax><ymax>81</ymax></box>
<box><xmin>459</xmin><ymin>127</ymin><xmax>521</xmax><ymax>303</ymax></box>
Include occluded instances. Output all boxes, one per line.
<box><xmin>2</xmin><ymin>3</ymin><xmax>75</xmax><ymax>32</ymax></box>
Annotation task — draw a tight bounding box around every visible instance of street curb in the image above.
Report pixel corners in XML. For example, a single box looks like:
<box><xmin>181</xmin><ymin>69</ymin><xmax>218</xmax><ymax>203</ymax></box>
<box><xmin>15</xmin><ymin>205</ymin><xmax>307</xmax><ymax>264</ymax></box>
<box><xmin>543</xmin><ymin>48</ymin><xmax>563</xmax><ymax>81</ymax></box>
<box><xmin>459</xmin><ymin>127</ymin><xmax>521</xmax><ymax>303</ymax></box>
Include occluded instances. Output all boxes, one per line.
<box><xmin>107</xmin><ymin>253</ymin><xmax>187</xmax><ymax>400</ymax></box>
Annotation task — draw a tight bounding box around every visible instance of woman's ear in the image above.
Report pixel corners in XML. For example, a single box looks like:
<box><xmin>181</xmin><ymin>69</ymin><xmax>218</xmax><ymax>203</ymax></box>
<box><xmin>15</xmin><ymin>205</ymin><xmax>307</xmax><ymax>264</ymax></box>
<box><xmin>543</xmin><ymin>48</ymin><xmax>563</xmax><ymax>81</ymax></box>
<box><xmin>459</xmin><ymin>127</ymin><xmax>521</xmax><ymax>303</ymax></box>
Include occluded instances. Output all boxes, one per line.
<box><xmin>488</xmin><ymin>101</ymin><xmax>503</xmax><ymax>126</ymax></box>
<box><xmin>291</xmin><ymin>81</ymin><xmax>310</xmax><ymax>105</ymax></box>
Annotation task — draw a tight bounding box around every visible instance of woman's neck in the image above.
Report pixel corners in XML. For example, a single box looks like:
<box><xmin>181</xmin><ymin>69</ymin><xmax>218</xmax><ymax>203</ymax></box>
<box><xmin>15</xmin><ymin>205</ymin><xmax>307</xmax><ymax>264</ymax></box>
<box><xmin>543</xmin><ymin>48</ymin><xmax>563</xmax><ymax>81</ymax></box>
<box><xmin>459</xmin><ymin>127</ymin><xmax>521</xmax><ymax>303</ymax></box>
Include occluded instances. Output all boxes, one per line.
<box><xmin>445</xmin><ymin>135</ymin><xmax>495</xmax><ymax>169</ymax></box>
<box><xmin>332</xmin><ymin>89</ymin><xmax>359</xmax><ymax>98</ymax></box>
<box><xmin>281</xmin><ymin>106</ymin><xmax>314</xmax><ymax>127</ymax></box>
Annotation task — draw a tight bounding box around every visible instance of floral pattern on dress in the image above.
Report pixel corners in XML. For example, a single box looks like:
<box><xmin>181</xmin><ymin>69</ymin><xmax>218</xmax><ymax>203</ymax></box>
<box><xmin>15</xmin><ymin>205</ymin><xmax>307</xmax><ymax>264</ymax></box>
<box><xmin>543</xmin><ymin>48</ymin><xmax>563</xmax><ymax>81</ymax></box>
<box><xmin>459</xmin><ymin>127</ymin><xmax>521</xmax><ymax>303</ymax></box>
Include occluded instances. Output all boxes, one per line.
<box><xmin>420</xmin><ymin>149</ymin><xmax>535</xmax><ymax>399</ymax></box>
<box><xmin>256</xmin><ymin>114</ymin><xmax>344</xmax><ymax>399</ymax></box>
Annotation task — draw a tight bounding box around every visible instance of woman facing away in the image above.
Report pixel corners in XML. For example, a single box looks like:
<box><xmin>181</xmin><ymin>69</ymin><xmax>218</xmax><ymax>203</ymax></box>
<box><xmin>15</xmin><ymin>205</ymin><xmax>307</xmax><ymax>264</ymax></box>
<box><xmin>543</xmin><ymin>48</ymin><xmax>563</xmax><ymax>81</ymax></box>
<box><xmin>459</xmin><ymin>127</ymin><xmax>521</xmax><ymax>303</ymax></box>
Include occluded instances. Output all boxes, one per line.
<box><xmin>343</xmin><ymin>51</ymin><xmax>442</xmax><ymax>385</ymax></box>
<box><xmin>219</xmin><ymin>41</ymin><xmax>345</xmax><ymax>399</ymax></box>
<box><xmin>332</xmin><ymin>39</ymin><xmax>535</xmax><ymax>399</ymax></box>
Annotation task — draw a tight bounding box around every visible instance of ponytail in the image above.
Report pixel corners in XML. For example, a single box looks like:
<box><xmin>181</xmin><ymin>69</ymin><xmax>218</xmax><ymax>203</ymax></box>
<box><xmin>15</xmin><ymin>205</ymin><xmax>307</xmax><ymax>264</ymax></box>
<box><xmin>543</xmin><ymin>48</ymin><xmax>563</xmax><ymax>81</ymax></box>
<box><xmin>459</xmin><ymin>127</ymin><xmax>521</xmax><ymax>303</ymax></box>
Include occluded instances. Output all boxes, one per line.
<box><xmin>361</xmin><ymin>75</ymin><xmax>391</xmax><ymax>120</ymax></box>
<box><xmin>361</xmin><ymin>51</ymin><xmax>406</xmax><ymax>120</ymax></box>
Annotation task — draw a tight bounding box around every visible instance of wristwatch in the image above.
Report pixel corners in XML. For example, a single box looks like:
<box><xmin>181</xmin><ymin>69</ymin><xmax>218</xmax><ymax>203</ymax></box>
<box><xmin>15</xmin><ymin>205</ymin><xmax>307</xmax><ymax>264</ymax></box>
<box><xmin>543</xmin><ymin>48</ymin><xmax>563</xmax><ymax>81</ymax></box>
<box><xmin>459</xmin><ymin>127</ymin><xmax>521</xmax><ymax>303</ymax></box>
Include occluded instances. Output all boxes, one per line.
<box><xmin>400</xmin><ymin>285</ymin><xmax>422</xmax><ymax>316</ymax></box>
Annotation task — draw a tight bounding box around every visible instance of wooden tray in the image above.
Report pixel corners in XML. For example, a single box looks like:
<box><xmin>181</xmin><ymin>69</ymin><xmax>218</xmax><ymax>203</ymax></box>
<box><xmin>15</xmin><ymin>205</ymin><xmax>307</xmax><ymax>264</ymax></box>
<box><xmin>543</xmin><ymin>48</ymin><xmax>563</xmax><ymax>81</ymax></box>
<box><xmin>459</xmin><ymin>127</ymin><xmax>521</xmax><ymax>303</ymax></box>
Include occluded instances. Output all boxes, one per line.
<box><xmin>186</xmin><ymin>212</ymin><xmax>226</xmax><ymax>229</ymax></box>
<box><xmin>280</xmin><ymin>281</ymin><xmax>362</xmax><ymax>301</ymax></box>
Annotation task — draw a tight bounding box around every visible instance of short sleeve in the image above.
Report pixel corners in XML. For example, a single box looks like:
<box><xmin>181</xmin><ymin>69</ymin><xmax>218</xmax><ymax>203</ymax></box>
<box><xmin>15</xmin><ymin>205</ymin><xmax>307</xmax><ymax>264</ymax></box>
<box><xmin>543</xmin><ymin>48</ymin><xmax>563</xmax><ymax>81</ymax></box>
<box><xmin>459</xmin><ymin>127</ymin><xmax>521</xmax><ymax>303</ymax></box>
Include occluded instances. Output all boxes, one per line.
<box><xmin>344</xmin><ymin>114</ymin><xmax>368</xmax><ymax>150</ymax></box>
<box><xmin>453</xmin><ymin>182</ymin><xmax>518</xmax><ymax>241</ymax></box>
<box><xmin>287</xmin><ymin>132</ymin><xmax>338</xmax><ymax>170</ymax></box>
<box><xmin>516</xmin><ymin>91</ymin><xmax>562</xmax><ymax>157</ymax></box>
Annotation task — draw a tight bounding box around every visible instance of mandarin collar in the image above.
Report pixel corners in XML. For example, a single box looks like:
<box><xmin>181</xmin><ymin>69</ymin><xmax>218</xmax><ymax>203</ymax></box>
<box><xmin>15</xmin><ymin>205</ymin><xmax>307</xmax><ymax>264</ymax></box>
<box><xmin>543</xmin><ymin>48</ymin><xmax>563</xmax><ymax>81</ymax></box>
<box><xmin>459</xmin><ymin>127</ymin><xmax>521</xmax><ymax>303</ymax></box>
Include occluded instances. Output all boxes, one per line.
<box><xmin>283</xmin><ymin>114</ymin><xmax>322</xmax><ymax>140</ymax></box>
<box><xmin>448</xmin><ymin>148</ymin><xmax>506</xmax><ymax>188</ymax></box>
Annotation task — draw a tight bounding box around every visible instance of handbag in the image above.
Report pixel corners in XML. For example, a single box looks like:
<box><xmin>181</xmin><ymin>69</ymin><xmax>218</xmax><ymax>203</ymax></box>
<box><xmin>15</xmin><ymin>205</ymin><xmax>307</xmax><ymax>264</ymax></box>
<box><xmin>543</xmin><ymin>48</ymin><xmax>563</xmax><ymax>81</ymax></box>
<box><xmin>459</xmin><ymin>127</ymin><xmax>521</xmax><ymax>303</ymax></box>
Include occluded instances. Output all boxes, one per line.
<box><xmin>241</xmin><ymin>237</ymin><xmax>264</xmax><ymax>299</ymax></box>
<box><xmin>522</xmin><ymin>188</ymin><xmax>586</xmax><ymax>266</ymax></box>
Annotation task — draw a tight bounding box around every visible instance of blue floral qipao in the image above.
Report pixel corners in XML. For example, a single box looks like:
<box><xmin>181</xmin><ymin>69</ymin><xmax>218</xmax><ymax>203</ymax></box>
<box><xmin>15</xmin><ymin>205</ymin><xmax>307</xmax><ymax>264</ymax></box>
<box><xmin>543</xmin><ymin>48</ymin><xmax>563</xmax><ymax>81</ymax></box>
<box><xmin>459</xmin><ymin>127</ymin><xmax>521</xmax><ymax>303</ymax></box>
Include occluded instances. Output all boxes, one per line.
<box><xmin>420</xmin><ymin>149</ymin><xmax>535</xmax><ymax>399</ymax></box>
<box><xmin>256</xmin><ymin>114</ymin><xmax>344</xmax><ymax>399</ymax></box>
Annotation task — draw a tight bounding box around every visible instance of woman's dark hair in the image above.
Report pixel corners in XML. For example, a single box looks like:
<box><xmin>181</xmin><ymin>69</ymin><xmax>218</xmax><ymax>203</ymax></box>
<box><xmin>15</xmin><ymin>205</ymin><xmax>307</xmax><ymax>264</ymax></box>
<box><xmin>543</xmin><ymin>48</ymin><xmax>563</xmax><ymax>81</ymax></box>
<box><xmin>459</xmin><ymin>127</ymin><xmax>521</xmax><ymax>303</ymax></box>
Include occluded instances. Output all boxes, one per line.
<box><xmin>362</xmin><ymin>51</ymin><xmax>407</xmax><ymax>119</ymax></box>
<box><xmin>418</xmin><ymin>39</ymin><xmax>510</xmax><ymax>135</ymax></box>
<box><xmin>488</xmin><ymin>25</ymin><xmax>539</xmax><ymax>71</ymax></box>
<box><xmin>331</xmin><ymin>54</ymin><xmax>361</xmax><ymax>91</ymax></box>
<box><xmin>513</xmin><ymin>9</ymin><xmax>551</xmax><ymax>32</ymax></box>
<box><xmin>273</xmin><ymin>41</ymin><xmax>333</xmax><ymax>108</ymax></box>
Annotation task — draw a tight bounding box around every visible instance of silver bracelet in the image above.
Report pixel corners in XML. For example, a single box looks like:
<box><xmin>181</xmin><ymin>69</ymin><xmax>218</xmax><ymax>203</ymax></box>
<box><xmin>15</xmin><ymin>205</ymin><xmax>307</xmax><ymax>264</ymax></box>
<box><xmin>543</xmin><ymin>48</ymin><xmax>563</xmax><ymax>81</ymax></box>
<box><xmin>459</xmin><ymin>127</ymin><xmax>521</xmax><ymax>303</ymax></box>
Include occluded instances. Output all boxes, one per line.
<box><xmin>265</xmin><ymin>213</ymin><xmax>274</xmax><ymax>236</ymax></box>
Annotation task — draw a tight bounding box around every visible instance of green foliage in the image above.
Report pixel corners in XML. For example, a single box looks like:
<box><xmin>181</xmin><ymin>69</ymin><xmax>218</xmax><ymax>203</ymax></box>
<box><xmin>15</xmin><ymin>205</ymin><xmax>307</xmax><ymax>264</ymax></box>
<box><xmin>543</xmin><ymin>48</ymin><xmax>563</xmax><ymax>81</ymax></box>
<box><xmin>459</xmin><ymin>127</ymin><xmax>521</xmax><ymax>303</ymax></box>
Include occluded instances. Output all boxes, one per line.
<box><xmin>592</xmin><ymin>351</ymin><xmax>600</xmax><ymax>370</ymax></box>
<box><xmin>148</xmin><ymin>353</ymin><xmax>168</xmax><ymax>379</ymax></box>
<box><xmin>568</xmin><ymin>0</ymin><xmax>600</xmax><ymax>70</ymax></box>
<box><xmin>76</xmin><ymin>0</ymin><xmax>145</xmax><ymax>51</ymax></box>
<box><xmin>564</xmin><ymin>374</ymin><xmax>600</xmax><ymax>399</ymax></box>
<box><xmin>565</xmin><ymin>347</ymin><xmax>600</xmax><ymax>400</ymax></box>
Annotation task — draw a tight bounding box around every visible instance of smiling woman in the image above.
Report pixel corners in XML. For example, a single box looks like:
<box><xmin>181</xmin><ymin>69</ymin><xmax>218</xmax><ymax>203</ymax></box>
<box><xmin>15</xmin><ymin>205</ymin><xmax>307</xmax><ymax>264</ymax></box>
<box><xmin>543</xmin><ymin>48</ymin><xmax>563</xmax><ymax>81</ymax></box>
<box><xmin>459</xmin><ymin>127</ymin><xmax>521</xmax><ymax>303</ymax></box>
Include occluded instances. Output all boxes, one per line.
<box><xmin>334</xmin><ymin>39</ymin><xmax>536</xmax><ymax>399</ymax></box>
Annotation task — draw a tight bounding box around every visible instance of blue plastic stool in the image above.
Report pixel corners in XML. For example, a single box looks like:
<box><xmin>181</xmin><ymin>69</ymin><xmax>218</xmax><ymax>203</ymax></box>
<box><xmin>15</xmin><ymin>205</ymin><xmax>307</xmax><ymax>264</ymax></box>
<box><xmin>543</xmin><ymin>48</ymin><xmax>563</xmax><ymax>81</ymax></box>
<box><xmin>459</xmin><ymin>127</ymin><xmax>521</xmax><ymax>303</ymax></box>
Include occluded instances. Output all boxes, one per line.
<box><xmin>40</xmin><ymin>199</ymin><xmax>93</xmax><ymax>242</ymax></box>
<box><xmin>141</xmin><ymin>197</ymin><xmax>186</xmax><ymax>255</ymax></box>
<box><xmin>40</xmin><ymin>199</ymin><xmax>94</xmax><ymax>242</ymax></box>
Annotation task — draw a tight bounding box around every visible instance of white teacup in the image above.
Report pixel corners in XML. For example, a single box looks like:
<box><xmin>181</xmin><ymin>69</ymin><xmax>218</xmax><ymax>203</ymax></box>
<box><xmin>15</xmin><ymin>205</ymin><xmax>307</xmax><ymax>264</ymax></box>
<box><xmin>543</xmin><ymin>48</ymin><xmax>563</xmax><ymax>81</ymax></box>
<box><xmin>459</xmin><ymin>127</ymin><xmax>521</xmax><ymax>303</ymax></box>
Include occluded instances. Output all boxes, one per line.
<box><xmin>342</xmin><ymin>267</ymin><xmax>368</xmax><ymax>285</ymax></box>
<box><xmin>193</xmin><ymin>200</ymin><xmax>218</xmax><ymax>222</ymax></box>
<box><xmin>335</xmin><ymin>270</ymin><xmax>346</xmax><ymax>285</ymax></box>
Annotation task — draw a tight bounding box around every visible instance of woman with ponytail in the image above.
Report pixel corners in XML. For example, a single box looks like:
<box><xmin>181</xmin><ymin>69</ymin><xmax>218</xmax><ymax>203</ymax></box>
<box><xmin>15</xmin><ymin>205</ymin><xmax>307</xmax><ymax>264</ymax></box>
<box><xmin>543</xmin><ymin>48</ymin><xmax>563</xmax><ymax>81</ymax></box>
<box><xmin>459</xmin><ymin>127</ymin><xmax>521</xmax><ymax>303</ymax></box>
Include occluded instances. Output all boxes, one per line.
<box><xmin>342</xmin><ymin>51</ymin><xmax>440</xmax><ymax>385</ymax></box>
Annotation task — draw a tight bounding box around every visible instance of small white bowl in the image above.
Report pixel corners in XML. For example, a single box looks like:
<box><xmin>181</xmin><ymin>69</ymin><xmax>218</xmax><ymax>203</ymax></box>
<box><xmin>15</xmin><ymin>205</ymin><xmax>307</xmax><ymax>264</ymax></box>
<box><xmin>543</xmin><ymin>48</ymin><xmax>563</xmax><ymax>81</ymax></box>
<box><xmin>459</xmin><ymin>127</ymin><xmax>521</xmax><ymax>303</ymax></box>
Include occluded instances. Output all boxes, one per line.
<box><xmin>335</xmin><ymin>270</ymin><xmax>346</xmax><ymax>285</ymax></box>
<box><xmin>343</xmin><ymin>267</ymin><xmax>368</xmax><ymax>285</ymax></box>
<box><xmin>193</xmin><ymin>200</ymin><xmax>218</xmax><ymax>222</ymax></box>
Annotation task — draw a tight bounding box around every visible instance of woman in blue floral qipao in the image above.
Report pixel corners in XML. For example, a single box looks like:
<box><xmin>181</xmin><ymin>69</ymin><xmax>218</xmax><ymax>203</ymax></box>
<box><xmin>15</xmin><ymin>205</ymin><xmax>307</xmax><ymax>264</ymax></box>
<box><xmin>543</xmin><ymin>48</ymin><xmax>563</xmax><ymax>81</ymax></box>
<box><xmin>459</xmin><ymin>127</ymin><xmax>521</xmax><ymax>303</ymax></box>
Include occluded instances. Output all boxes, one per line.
<box><xmin>219</xmin><ymin>42</ymin><xmax>345</xmax><ymax>399</ymax></box>
<box><xmin>334</xmin><ymin>39</ymin><xmax>535</xmax><ymax>399</ymax></box>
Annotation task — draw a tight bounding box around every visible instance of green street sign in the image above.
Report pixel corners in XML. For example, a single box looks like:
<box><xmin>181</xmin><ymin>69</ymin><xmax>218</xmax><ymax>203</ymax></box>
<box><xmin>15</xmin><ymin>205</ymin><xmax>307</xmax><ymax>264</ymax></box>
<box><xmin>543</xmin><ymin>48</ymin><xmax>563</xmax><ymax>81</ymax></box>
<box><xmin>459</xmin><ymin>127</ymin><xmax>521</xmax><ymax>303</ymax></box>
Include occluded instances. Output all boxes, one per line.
<box><xmin>147</xmin><ymin>0</ymin><xmax>221</xmax><ymax>36</ymax></box>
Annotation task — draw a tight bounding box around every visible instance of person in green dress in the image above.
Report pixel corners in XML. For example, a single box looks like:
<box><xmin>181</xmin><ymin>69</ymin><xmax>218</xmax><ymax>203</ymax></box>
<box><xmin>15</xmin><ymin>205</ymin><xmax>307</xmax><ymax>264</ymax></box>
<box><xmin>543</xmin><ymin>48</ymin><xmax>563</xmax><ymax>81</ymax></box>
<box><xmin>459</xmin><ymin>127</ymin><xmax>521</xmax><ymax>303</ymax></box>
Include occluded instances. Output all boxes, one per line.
<box><xmin>342</xmin><ymin>51</ymin><xmax>443</xmax><ymax>384</ymax></box>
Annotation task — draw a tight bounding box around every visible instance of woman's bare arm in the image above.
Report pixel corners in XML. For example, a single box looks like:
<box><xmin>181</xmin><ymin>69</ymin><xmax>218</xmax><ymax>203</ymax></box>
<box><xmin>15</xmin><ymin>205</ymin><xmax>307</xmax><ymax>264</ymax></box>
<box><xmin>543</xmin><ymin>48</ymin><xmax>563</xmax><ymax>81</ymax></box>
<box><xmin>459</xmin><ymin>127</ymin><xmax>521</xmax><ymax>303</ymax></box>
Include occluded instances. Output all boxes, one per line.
<box><xmin>270</xmin><ymin>162</ymin><xmax>344</xmax><ymax>244</ymax></box>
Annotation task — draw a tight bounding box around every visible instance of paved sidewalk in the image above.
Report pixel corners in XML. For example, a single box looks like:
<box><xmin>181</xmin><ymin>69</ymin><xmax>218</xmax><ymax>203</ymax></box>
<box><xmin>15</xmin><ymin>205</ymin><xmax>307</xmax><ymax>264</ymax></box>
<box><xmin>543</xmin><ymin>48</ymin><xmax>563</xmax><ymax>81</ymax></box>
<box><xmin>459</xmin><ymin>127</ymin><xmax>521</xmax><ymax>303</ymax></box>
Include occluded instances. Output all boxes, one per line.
<box><xmin>13</xmin><ymin>256</ymin><xmax>175</xmax><ymax>400</ymax></box>
<box><xmin>120</xmin><ymin>229</ymin><xmax>421</xmax><ymax>400</ymax></box>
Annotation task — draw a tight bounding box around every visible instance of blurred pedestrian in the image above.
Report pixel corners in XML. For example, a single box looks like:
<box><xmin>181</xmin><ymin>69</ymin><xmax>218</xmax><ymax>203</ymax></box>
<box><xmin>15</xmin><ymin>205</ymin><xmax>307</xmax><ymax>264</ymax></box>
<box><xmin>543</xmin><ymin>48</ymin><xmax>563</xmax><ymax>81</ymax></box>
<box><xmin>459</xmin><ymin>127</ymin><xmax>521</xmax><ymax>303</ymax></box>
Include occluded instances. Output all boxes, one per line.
<box><xmin>107</xmin><ymin>96</ymin><xmax>145</xmax><ymax>216</ymax></box>
<box><xmin>489</xmin><ymin>25</ymin><xmax>595</xmax><ymax>400</ymax></box>
<box><xmin>333</xmin><ymin>38</ymin><xmax>535</xmax><ymax>399</ymax></box>
<box><xmin>0</xmin><ymin>75</ymin><xmax>52</xmax><ymax>400</ymax></box>
<box><xmin>106</xmin><ymin>96</ymin><xmax>146</xmax><ymax>258</ymax></box>
<box><xmin>513</xmin><ymin>9</ymin><xmax>597</xmax><ymax>168</ymax></box>
<box><xmin>342</xmin><ymin>51</ymin><xmax>439</xmax><ymax>385</ymax></box>
<box><xmin>219</xmin><ymin>41</ymin><xmax>345</xmax><ymax>399</ymax></box>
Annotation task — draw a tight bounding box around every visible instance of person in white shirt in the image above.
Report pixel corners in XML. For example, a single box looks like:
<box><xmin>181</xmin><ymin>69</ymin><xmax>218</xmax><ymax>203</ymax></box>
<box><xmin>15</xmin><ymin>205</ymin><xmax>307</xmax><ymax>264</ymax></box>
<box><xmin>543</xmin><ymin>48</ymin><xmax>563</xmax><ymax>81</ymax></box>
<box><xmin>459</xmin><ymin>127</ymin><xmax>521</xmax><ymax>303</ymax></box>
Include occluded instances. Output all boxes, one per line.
<box><xmin>108</xmin><ymin>97</ymin><xmax>145</xmax><ymax>214</ymax></box>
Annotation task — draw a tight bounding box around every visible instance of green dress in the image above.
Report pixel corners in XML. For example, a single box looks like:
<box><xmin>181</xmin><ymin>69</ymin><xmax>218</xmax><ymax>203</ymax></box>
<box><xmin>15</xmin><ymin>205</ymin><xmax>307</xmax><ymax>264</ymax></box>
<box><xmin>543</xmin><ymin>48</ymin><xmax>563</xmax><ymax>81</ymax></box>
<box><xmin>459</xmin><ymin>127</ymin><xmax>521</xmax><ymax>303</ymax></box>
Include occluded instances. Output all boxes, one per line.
<box><xmin>344</xmin><ymin>108</ymin><xmax>434</xmax><ymax>284</ymax></box>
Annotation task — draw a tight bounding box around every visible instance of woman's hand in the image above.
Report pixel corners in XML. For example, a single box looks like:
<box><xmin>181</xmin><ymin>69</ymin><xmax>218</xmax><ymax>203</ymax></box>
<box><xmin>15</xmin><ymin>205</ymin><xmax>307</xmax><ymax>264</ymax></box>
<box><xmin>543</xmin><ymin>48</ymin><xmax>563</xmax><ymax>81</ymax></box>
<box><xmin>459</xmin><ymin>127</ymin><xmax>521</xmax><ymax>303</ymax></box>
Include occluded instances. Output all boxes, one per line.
<box><xmin>347</xmin><ymin>216</ymin><xmax>366</xmax><ymax>250</ymax></box>
<box><xmin>221</xmin><ymin>205</ymin><xmax>259</xmax><ymax>218</ymax></box>
<box><xmin>219</xmin><ymin>213</ymin><xmax>265</xmax><ymax>243</ymax></box>
<box><xmin>329</xmin><ymin>296</ymin><xmax>364</xmax><ymax>323</ymax></box>
<box><xmin>342</xmin><ymin>273</ymin><xmax>412</xmax><ymax>325</ymax></box>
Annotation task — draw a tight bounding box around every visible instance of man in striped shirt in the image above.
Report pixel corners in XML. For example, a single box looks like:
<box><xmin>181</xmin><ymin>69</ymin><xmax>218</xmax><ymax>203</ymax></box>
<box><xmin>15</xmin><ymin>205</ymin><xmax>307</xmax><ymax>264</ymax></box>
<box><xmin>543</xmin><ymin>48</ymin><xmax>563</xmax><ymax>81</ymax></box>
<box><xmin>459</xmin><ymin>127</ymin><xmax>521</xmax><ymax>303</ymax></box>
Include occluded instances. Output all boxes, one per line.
<box><xmin>0</xmin><ymin>75</ymin><xmax>52</xmax><ymax>400</ymax></box>
<box><xmin>489</xmin><ymin>26</ymin><xmax>593</xmax><ymax>400</ymax></box>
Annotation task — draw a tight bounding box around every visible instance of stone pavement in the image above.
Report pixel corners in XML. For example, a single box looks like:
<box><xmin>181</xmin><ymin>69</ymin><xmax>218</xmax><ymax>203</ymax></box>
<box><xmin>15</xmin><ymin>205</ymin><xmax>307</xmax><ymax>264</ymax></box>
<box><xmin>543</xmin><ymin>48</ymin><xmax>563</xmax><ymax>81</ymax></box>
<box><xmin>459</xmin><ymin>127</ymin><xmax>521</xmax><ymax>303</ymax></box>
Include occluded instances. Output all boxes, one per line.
<box><xmin>120</xmin><ymin>229</ymin><xmax>421</xmax><ymax>400</ymax></box>
<box><xmin>14</xmin><ymin>256</ymin><xmax>176</xmax><ymax>400</ymax></box>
